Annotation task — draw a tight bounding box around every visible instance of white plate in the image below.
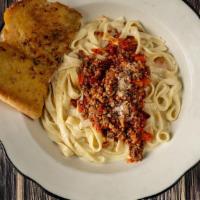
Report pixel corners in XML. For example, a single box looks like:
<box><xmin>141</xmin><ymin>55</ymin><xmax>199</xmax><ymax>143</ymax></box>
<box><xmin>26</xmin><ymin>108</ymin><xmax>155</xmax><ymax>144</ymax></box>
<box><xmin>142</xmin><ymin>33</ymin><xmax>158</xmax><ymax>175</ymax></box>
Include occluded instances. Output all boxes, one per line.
<box><xmin>0</xmin><ymin>0</ymin><xmax>200</xmax><ymax>199</ymax></box>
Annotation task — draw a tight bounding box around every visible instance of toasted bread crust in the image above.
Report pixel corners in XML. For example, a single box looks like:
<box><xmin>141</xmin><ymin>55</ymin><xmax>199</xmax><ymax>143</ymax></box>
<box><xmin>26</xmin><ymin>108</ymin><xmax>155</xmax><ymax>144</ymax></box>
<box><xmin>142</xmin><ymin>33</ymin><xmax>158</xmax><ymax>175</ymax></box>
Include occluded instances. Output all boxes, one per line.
<box><xmin>0</xmin><ymin>43</ymin><xmax>50</xmax><ymax>119</ymax></box>
<box><xmin>0</xmin><ymin>0</ymin><xmax>82</xmax><ymax>119</ymax></box>
<box><xmin>2</xmin><ymin>0</ymin><xmax>82</xmax><ymax>66</ymax></box>
<box><xmin>0</xmin><ymin>87</ymin><xmax>43</xmax><ymax>119</ymax></box>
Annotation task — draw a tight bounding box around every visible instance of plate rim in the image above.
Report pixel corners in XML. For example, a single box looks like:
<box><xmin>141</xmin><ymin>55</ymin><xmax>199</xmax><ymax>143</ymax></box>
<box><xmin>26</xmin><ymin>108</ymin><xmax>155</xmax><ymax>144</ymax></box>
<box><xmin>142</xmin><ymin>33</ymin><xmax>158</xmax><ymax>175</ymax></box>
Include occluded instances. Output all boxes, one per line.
<box><xmin>0</xmin><ymin>0</ymin><xmax>200</xmax><ymax>199</ymax></box>
<box><xmin>1</xmin><ymin>142</ymin><xmax>199</xmax><ymax>199</ymax></box>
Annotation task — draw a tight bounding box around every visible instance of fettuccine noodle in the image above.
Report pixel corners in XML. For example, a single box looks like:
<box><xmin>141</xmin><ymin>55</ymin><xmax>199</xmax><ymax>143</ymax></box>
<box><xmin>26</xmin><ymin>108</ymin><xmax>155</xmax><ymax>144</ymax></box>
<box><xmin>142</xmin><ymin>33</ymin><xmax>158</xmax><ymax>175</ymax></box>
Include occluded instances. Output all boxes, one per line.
<box><xmin>41</xmin><ymin>17</ymin><xmax>182</xmax><ymax>163</ymax></box>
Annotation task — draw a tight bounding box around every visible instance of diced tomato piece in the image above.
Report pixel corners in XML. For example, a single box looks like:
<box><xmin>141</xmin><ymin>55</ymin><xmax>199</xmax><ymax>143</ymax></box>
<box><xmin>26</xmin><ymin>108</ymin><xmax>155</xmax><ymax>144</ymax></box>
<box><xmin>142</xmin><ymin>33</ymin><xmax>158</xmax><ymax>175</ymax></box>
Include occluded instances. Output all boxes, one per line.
<box><xmin>135</xmin><ymin>80</ymin><xmax>144</xmax><ymax>87</ymax></box>
<box><xmin>132</xmin><ymin>79</ymin><xmax>150</xmax><ymax>87</ymax></box>
<box><xmin>127</xmin><ymin>158</ymin><xmax>135</xmax><ymax>163</ymax></box>
<box><xmin>119</xmin><ymin>40</ymin><xmax>129</xmax><ymax>49</ymax></box>
<box><xmin>142</xmin><ymin>132</ymin><xmax>153</xmax><ymax>142</ymax></box>
<box><xmin>142</xmin><ymin>79</ymin><xmax>150</xmax><ymax>86</ymax></box>
<box><xmin>78</xmin><ymin>73</ymin><xmax>84</xmax><ymax>85</ymax></box>
<box><xmin>134</xmin><ymin>54</ymin><xmax>146</xmax><ymax>63</ymax></box>
<box><xmin>94</xmin><ymin>122</ymin><xmax>101</xmax><ymax>132</ymax></box>
<box><xmin>77</xmin><ymin>99</ymin><xmax>86</xmax><ymax>113</ymax></box>
<box><xmin>92</xmin><ymin>48</ymin><xmax>104</xmax><ymax>55</ymax></box>
<box><xmin>118</xmin><ymin>37</ymin><xmax>137</xmax><ymax>51</ymax></box>
<box><xmin>78</xmin><ymin>103</ymin><xmax>84</xmax><ymax>112</ymax></box>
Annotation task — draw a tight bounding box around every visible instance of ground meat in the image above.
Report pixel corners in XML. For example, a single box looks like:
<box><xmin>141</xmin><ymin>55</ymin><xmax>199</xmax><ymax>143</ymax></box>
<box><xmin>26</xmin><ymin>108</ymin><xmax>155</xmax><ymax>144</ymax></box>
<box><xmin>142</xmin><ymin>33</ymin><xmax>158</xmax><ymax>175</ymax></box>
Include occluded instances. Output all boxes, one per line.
<box><xmin>76</xmin><ymin>35</ymin><xmax>152</xmax><ymax>162</ymax></box>
<box><xmin>129</xmin><ymin>142</ymin><xmax>144</xmax><ymax>162</ymax></box>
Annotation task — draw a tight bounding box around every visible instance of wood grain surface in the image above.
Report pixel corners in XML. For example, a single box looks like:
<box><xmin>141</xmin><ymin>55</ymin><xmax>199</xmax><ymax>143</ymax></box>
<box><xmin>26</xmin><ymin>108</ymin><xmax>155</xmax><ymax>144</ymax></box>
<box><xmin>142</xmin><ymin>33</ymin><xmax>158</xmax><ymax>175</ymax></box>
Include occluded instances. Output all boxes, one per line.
<box><xmin>0</xmin><ymin>0</ymin><xmax>200</xmax><ymax>199</ymax></box>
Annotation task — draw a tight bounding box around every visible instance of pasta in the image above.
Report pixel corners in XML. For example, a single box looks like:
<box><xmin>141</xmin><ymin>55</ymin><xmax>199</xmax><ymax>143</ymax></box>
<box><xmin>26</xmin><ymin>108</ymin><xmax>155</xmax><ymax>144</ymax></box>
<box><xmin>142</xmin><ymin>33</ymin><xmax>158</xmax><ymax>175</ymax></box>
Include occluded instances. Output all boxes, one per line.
<box><xmin>41</xmin><ymin>17</ymin><xmax>182</xmax><ymax>163</ymax></box>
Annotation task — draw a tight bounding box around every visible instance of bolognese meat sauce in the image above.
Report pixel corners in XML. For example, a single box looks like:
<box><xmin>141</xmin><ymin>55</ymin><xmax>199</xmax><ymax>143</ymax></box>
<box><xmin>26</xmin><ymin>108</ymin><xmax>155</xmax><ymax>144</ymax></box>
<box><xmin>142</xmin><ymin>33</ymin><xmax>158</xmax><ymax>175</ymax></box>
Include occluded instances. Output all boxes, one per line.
<box><xmin>76</xmin><ymin>35</ymin><xmax>152</xmax><ymax>162</ymax></box>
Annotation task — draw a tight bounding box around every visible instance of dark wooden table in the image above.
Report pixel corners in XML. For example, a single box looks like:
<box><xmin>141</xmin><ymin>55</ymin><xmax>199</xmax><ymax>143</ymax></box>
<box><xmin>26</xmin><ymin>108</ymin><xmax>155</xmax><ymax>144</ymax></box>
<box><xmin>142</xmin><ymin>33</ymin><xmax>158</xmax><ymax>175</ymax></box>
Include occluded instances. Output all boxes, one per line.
<box><xmin>0</xmin><ymin>0</ymin><xmax>200</xmax><ymax>199</ymax></box>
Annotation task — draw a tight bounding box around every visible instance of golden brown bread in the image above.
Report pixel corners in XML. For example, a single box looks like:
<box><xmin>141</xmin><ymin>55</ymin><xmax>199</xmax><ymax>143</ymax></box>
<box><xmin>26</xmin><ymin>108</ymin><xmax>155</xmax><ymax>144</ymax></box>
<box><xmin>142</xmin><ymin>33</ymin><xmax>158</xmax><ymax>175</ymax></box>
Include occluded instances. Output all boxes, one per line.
<box><xmin>0</xmin><ymin>0</ymin><xmax>82</xmax><ymax>119</ymax></box>
<box><xmin>0</xmin><ymin>43</ymin><xmax>54</xmax><ymax>119</ymax></box>
<box><xmin>2</xmin><ymin>0</ymin><xmax>82</xmax><ymax>66</ymax></box>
